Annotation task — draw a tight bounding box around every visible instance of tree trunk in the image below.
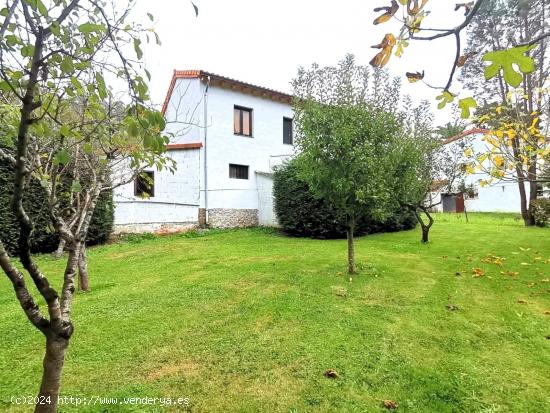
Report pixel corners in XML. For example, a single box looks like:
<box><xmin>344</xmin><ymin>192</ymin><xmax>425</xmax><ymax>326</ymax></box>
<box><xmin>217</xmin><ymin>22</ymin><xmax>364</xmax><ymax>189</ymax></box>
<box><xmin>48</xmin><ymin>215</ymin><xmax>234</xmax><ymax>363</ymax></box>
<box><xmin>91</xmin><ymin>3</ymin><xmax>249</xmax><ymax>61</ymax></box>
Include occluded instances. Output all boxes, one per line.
<box><xmin>517</xmin><ymin>180</ymin><xmax>532</xmax><ymax>226</ymax></box>
<box><xmin>35</xmin><ymin>335</ymin><xmax>69</xmax><ymax>413</ymax></box>
<box><xmin>77</xmin><ymin>245</ymin><xmax>89</xmax><ymax>292</ymax></box>
<box><xmin>421</xmin><ymin>225</ymin><xmax>430</xmax><ymax>243</ymax></box>
<box><xmin>346</xmin><ymin>221</ymin><xmax>356</xmax><ymax>275</ymax></box>
<box><xmin>413</xmin><ymin>206</ymin><xmax>434</xmax><ymax>244</ymax></box>
<box><xmin>53</xmin><ymin>239</ymin><xmax>65</xmax><ymax>259</ymax></box>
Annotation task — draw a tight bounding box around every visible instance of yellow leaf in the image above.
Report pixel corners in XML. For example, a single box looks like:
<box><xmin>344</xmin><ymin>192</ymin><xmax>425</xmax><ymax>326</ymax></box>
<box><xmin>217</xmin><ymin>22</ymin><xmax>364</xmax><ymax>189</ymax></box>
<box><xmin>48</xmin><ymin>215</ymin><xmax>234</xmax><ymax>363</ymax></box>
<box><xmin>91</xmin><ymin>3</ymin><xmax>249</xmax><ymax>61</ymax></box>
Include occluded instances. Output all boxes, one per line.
<box><xmin>370</xmin><ymin>34</ymin><xmax>396</xmax><ymax>68</ymax></box>
<box><xmin>464</xmin><ymin>148</ymin><xmax>473</xmax><ymax>157</ymax></box>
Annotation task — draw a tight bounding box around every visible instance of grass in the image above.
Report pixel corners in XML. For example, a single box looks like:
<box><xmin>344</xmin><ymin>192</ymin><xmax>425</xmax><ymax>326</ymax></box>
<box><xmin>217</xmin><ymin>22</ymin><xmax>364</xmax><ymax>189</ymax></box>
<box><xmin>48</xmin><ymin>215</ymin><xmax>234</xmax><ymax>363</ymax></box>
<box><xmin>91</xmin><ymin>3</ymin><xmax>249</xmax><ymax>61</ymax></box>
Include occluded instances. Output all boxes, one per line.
<box><xmin>0</xmin><ymin>213</ymin><xmax>549</xmax><ymax>412</ymax></box>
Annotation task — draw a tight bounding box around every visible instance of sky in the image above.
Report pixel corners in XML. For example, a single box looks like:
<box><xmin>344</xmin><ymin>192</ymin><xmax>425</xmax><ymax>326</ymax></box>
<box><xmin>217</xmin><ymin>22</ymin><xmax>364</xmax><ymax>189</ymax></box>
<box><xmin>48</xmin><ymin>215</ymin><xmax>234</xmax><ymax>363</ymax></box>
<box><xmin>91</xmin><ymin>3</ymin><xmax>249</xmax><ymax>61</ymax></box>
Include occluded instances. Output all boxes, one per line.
<box><xmin>135</xmin><ymin>0</ymin><xmax>471</xmax><ymax>126</ymax></box>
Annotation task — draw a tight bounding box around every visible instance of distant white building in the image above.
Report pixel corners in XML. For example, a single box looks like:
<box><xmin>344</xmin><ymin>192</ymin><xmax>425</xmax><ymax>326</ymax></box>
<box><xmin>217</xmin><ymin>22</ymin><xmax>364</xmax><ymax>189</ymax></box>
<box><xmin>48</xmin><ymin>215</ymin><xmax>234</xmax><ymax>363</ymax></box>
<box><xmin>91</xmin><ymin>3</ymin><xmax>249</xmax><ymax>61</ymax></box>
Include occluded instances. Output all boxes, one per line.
<box><xmin>430</xmin><ymin>129</ymin><xmax>531</xmax><ymax>213</ymax></box>
<box><xmin>113</xmin><ymin>70</ymin><xmax>294</xmax><ymax>232</ymax></box>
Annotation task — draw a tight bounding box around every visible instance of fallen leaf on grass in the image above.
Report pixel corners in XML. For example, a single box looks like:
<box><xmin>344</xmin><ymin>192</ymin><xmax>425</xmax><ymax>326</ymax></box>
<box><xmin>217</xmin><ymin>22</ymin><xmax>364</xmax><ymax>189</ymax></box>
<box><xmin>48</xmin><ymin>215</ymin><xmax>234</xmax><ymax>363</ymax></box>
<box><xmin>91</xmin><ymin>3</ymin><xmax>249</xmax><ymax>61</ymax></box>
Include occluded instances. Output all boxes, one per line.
<box><xmin>383</xmin><ymin>400</ymin><xmax>399</xmax><ymax>410</ymax></box>
<box><xmin>544</xmin><ymin>310</ymin><xmax>550</xmax><ymax>315</ymax></box>
<box><xmin>472</xmin><ymin>268</ymin><xmax>485</xmax><ymax>277</ymax></box>
<box><xmin>520</xmin><ymin>262</ymin><xmax>531</xmax><ymax>266</ymax></box>
<box><xmin>517</xmin><ymin>299</ymin><xmax>528</xmax><ymax>304</ymax></box>
<box><xmin>324</xmin><ymin>369</ymin><xmax>339</xmax><ymax>379</ymax></box>
<box><xmin>446</xmin><ymin>304</ymin><xmax>459</xmax><ymax>311</ymax></box>
<box><xmin>500</xmin><ymin>271</ymin><xmax>519</xmax><ymax>276</ymax></box>
<box><xmin>519</xmin><ymin>247</ymin><xmax>531</xmax><ymax>251</ymax></box>
<box><xmin>455</xmin><ymin>272</ymin><xmax>461</xmax><ymax>276</ymax></box>
<box><xmin>542</xmin><ymin>279</ymin><xmax>549</xmax><ymax>283</ymax></box>
<box><xmin>527</xmin><ymin>282</ymin><xmax>536</xmax><ymax>288</ymax></box>
<box><xmin>482</xmin><ymin>254</ymin><xmax>505</xmax><ymax>266</ymax></box>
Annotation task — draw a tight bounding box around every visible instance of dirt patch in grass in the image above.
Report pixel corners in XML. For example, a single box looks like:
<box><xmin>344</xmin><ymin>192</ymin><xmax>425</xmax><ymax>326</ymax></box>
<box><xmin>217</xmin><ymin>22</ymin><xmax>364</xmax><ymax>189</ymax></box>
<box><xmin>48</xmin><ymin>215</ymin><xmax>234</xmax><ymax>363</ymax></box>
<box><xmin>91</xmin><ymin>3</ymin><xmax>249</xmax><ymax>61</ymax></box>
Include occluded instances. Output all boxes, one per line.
<box><xmin>145</xmin><ymin>360</ymin><xmax>201</xmax><ymax>381</ymax></box>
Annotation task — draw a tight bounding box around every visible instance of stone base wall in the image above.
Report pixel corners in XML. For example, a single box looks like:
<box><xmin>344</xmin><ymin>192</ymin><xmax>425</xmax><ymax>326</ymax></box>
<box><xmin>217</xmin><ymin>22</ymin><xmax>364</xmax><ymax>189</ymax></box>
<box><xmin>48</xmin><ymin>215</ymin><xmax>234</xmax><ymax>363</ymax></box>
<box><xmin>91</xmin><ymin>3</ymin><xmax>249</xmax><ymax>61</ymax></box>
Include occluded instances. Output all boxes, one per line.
<box><xmin>208</xmin><ymin>208</ymin><xmax>258</xmax><ymax>228</ymax></box>
<box><xmin>113</xmin><ymin>222</ymin><xmax>198</xmax><ymax>235</ymax></box>
<box><xmin>198</xmin><ymin>208</ymin><xmax>207</xmax><ymax>228</ymax></box>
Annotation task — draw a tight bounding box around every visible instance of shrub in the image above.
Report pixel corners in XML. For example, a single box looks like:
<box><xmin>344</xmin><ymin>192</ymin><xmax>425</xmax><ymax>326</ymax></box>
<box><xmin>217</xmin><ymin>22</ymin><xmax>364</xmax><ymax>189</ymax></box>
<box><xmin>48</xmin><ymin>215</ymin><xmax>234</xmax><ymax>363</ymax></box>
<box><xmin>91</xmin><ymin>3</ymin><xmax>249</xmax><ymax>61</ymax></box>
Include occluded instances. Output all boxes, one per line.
<box><xmin>531</xmin><ymin>199</ymin><xmax>550</xmax><ymax>227</ymax></box>
<box><xmin>273</xmin><ymin>159</ymin><xmax>416</xmax><ymax>238</ymax></box>
<box><xmin>0</xmin><ymin>150</ymin><xmax>114</xmax><ymax>255</ymax></box>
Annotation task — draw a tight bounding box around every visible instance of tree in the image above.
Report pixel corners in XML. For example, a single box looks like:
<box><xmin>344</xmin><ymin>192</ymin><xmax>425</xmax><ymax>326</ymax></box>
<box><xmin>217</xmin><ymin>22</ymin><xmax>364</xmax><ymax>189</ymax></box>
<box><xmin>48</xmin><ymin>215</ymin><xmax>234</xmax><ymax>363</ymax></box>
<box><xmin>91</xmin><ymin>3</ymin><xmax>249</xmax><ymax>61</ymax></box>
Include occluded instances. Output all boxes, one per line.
<box><xmin>466</xmin><ymin>91</ymin><xmax>550</xmax><ymax>225</ymax></box>
<box><xmin>0</xmin><ymin>1</ymin><xmax>175</xmax><ymax>411</ymax></box>
<box><xmin>369</xmin><ymin>0</ymin><xmax>550</xmax><ymax>118</ymax></box>
<box><xmin>458</xmin><ymin>0</ymin><xmax>550</xmax><ymax>225</ymax></box>
<box><xmin>293</xmin><ymin>56</ymin><xmax>405</xmax><ymax>275</ymax></box>
<box><xmin>390</xmin><ymin>100</ymin><xmax>467</xmax><ymax>242</ymax></box>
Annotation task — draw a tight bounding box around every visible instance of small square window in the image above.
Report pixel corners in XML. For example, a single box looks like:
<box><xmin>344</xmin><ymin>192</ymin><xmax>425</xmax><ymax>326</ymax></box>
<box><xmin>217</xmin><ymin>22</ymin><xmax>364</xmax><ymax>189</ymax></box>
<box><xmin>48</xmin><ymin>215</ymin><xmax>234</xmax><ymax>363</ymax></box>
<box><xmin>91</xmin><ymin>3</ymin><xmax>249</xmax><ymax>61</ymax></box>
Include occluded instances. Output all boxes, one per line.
<box><xmin>135</xmin><ymin>171</ymin><xmax>155</xmax><ymax>197</ymax></box>
<box><xmin>229</xmin><ymin>164</ymin><xmax>249</xmax><ymax>180</ymax></box>
<box><xmin>283</xmin><ymin>117</ymin><xmax>293</xmax><ymax>145</ymax></box>
<box><xmin>234</xmin><ymin>106</ymin><xmax>253</xmax><ymax>137</ymax></box>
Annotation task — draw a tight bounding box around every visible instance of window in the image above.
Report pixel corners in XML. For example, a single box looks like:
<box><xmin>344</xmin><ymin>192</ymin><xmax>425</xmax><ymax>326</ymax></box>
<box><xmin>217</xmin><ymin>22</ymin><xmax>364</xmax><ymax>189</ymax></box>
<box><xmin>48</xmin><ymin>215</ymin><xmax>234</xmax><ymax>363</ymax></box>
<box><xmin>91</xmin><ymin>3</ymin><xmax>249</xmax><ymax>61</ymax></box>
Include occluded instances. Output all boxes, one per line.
<box><xmin>135</xmin><ymin>171</ymin><xmax>155</xmax><ymax>197</ymax></box>
<box><xmin>234</xmin><ymin>106</ymin><xmax>252</xmax><ymax>137</ymax></box>
<box><xmin>283</xmin><ymin>117</ymin><xmax>293</xmax><ymax>145</ymax></box>
<box><xmin>229</xmin><ymin>164</ymin><xmax>249</xmax><ymax>180</ymax></box>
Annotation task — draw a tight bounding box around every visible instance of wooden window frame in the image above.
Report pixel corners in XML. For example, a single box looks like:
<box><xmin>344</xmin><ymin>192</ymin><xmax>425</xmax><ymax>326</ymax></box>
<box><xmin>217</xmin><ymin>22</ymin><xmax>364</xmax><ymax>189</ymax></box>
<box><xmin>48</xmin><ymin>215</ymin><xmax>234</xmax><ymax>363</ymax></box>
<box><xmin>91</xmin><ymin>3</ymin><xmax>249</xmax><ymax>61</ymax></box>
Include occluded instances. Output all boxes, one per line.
<box><xmin>229</xmin><ymin>163</ymin><xmax>249</xmax><ymax>180</ymax></box>
<box><xmin>134</xmin><ymin>171</ymin><xmax>155</xmax><ymax>197</ymax></box>
<box><xmin>283</xmin><ymin>117</ymin><xmax>293</xmax><ymax>145</ymax></box>
<box><xmin>234</xmin><ymin>105</ymin><xmax>253</xmax><ymax>137</ymax></box>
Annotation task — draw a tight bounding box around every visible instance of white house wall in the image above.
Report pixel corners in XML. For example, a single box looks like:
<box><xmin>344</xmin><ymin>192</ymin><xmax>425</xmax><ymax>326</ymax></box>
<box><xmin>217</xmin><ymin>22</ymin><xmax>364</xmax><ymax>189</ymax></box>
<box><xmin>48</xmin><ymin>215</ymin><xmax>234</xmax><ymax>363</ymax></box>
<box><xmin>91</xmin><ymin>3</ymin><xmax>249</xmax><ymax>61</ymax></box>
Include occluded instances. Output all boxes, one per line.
<box><xmin>113</xmin><ymin>76</ymin><xmax>295</xmax><ymax>231</ymax></box>
<box><xmin>113</xmin><ymin>149</ymin><xmax>201</xmax><ymax>233</ymax></box>
<box><xmin>203</xmin><ymin>84</ymin><xmax>294</xmax><ymax>225</ymax></box>
<box><xmin>164</xmin><ymin>78</ymin><xmax>204</xmax><ymax>144</ymax></box>
<box><xmin>437</xmin><ymin>133</ymin><xmax>530</xmax><ymax>213</ymax></box>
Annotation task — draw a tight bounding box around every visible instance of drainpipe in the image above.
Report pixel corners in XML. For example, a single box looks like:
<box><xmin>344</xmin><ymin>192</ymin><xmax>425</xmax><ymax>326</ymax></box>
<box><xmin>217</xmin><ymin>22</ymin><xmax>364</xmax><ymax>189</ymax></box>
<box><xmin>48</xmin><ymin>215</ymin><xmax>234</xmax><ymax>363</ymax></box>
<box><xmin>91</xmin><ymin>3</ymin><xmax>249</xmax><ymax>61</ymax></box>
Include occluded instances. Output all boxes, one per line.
<box><xmin>203</xmin><ymin>75</ymin><xmax>210</xmax><ymax>227</ymax></box>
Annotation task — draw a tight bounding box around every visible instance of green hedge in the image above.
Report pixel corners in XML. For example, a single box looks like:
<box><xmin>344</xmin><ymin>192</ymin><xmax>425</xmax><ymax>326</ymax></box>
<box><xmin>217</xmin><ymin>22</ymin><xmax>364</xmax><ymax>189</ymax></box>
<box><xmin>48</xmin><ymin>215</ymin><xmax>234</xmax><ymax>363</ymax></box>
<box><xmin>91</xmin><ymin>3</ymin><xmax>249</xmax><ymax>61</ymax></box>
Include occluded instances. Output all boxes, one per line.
<box><xmin>532</xmin><ymin>199</ymin><xmax>550</xmax><ymax>227</ymax></box>
<box><xmin>0</xmin><ymin>155</ymin><xmax>114</xmax><ymax>255</ymax></box>
<box><xmin>273</xmin><ymin>159</ymin><xmax>417</xmax><ymax>239</ymax></box>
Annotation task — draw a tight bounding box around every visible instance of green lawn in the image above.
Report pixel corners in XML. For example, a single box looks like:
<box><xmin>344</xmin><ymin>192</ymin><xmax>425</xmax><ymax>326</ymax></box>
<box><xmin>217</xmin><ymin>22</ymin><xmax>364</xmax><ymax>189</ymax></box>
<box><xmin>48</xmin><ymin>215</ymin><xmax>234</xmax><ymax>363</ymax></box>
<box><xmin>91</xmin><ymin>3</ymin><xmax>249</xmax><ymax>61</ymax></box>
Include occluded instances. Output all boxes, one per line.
<box><xmin>0</xmin><ymin>213</ymin><xmax>549</xmax><ymax>412</ymax></box>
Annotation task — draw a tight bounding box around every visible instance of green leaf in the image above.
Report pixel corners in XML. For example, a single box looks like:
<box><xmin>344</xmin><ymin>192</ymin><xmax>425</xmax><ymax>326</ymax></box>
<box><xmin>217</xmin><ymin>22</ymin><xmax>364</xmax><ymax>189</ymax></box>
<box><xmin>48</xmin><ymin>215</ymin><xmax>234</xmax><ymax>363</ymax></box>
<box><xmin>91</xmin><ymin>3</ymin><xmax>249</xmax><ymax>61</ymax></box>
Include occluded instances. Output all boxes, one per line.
<box><xmin>11</xmin><ymin>71</ymin><xmax>23</xmax><ymax>81</ymax></box>
<box><xmin>436</xmin><ymin>91</ymin><xmax>455</xmax><ymax>110</ymax></box>
<box><xmin>458</xmin><ymin>97</ymin><xmax>478</xmax><ymax>119</ymax></box>
<box><xmin>482</xmin><ymin>45</ymin><xmax>536</xmax><ymax>88</ymax></box>
<box><xmin>70</xmin><ymin>76</ymin><xmax>83</xmax><ymax>93</ymax></box>
<box><xmin>0</xmin><ymin>7</ymin><xmax>9</xmax><ymax>17</ymax></box>
<box><xmin>50</xmin><ymin>21</ymin><xmax>61</xmax><ymax>37</ymax></box>
<box><xmin>36</xmin><ymin>0</ymin><xmax>48</xmax><ymax>17</ymax></box>
<box><xmin>21</xmin><ymin>45</ymin><xmax>35</xmax><ymax>58</ymax></box>
<box><xmin>133</xmin><ymin>38</ymin><xmax>143</xmax><ymax>59</ymax></box>
<box><xmin>60</xmin><ymin>125</ymin><xmax>71</xmax><ymax>136</ymax></box>
<box><xmin>53</xmin><ymin>150</ymin><xmax>70</xmax><ymax>165</ymax></box>
<box><xmin>5</xmin><ymin>34</ymin><xmax>20</xmax><ymax>47</ymax></box>
<box><xmin>95</xmin><ymin>73</ymin><xmax>107</xmax><ymax>99</ymax></box>
<box><xmin>60</xmin><ymin>57</ymin><xmax>75</xmax><ymax>74</ymax></box>
<box><xmin>127</xmin><ymin>121</ymin><xmax>139</xmax><ymax>137</ymax></box>
<box><xmin>78</xmin><ymin>23</ymin><xmax>106</xmax><ymax>34</ymax></box>
<box><xmin>0</xmin><ymin>81</ymin><xmax>11</xmax><ymax>92</ymax></box>
<box><xmin>83</xmin><ymin>142</ymin><xmax>93</xmax><ymax>154</ymax></box>
<box><xmin>71</xmin><ymin>180</ymin><xmax>82</xmax><ymax>193</ymax></box>
<box><xmin>147</xmin><ymin>12</ymin><xmax>154</xmax><ymax>21</ymax></box>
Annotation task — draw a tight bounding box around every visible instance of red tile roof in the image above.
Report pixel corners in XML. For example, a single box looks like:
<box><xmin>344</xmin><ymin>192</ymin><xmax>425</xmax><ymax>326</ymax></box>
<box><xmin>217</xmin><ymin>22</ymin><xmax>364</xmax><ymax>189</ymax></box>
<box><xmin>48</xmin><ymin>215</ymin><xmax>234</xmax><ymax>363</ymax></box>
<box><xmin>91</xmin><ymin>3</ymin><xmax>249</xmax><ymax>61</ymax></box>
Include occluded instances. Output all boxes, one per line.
<box><xmin>161</xmin><ymin>70</ymin><xmax>293</xmax><ymax>114</ymax></box>
<box><xmin>441</xmin><ymin>128</ymin><xmax>489</xmax><ymax>145</ymax></box>
<box><xmin>166</xmin><ymin>143</ymin><xmax>203</xmax><ymax>150</ymax></box>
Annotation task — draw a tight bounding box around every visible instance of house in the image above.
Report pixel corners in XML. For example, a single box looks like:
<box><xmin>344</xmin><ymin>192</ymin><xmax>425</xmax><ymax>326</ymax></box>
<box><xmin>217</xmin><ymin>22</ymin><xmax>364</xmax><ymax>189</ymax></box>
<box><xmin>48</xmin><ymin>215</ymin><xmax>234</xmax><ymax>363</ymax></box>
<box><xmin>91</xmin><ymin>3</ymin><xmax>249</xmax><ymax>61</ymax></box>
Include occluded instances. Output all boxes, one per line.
<box><xmin>113</xmin><ymin>70</ymin><xmax>295</xmax><ymax>233</ymax></box>
<box><xmin>430</xmin><ymin>129</ymin><xmax>532</xmax><ymax>213</ymax></box>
